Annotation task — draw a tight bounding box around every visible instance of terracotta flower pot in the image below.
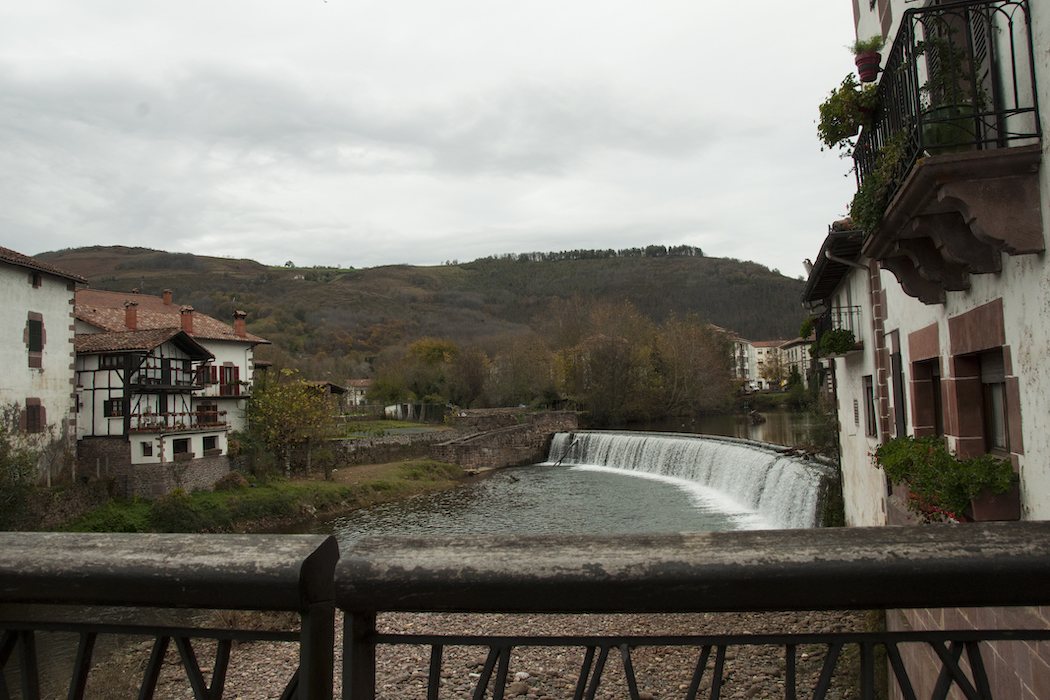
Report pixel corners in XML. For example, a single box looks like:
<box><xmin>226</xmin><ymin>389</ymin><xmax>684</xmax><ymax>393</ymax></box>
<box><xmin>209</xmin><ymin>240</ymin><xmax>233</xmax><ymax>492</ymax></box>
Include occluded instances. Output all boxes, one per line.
<box><xmin>855</xmin><ymin>51</ymin><xmax>882</xmax><ymax>83</ymax></box>
<box><xmin>966</xmin><ymin>481</ymin><xmax>1021</xmax><ymax>522</ymax></box>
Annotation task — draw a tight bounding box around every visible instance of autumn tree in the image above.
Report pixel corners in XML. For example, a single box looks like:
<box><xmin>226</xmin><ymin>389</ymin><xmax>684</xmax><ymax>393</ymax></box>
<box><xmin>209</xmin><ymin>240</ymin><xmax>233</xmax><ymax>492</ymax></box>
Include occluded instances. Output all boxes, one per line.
<box><xmin>247</xmin><ymin>368</ymin><xmax>337</xmax><ymax>478</ymax></box>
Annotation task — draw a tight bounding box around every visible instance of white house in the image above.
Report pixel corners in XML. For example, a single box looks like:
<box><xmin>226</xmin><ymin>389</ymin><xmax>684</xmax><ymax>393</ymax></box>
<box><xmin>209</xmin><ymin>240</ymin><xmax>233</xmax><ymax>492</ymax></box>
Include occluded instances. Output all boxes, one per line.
<box><xmin>0</xmin><ymin>246</ymin><xmax>84</xmax><ymax>480</ymax></box>
<box><xmin>778</xmin><ymin>336</ymin><xmax>814</xmax><ymax>389</ymax></box>
<box><xmin>806</xmin><ymin>0</ymin><xmax>1048</xmax><ymax>695</ymax></box>
<box><xmin>347</xmin><ymin>378</ymin><xmax>374</xmax><ymax>407</ymax></box>
<box><xmin>752</xmin><ymin>340</ymin><xmax>787</xmax><ymax>391</ymax></box>
<box><xmin>75</xmin><ymin>289</ymin><xmax>268</xmax><ymax>432</ymax></box>
<box><xmin>74</xmin><ymin>328</ymin><xmax>229</xmax><ymax>497</ymax></box>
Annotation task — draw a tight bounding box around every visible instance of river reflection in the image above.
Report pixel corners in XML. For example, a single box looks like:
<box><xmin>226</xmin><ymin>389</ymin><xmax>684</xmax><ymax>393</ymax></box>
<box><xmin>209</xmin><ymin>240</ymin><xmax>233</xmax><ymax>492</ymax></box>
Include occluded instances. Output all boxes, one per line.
<box><xmin>643</xmin><ymin>408</ymin><xmax>821</xmax><ymax>448</ymax></box>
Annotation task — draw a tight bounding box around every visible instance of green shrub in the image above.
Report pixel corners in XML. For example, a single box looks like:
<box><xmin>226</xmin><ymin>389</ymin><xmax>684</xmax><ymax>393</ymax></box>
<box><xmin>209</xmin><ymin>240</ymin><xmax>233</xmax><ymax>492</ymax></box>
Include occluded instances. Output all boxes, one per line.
<box><xmin>64</xmin><ymin>500</ymin><xmax>151</xmax><ymax>533</ymax></box>
<box><xmin>875</xmin><ymin>436</ymin><xmax>1013</xmax><ymax>520</ymax></box>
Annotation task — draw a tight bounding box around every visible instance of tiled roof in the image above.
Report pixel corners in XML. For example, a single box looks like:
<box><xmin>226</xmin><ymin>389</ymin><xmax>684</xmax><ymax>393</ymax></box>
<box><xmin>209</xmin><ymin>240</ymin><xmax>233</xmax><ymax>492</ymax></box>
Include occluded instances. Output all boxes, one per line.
<box><xmin>347</xmin><ymin>378</ymin><xmax>373</xmax><ymax>388</ymax></box>
<box><xmin>74</xmin><ymin>329</ymin><xmax>212</xmax><ymax>359</ymax></box>
<box><xmin>753</xmin><ymin>340</ymin><xmax>787</xmax><ymax>348</ymax></box>
<box><xmin>0</xmin><ymin>246</ymin><xmax>86</xmax><ymax>283</ymax></box>
<box><xmin>76</xmin><ymin>289</ymin><xmax>268</xmax><ymax>344</ymax></box>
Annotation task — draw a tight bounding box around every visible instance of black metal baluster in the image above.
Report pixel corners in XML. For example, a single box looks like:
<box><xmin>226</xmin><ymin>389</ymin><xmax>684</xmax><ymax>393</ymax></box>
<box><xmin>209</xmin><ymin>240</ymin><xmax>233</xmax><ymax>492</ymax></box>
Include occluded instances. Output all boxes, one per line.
<box><xmin>491</xmin><ymin>647</ymin><xmax>512</xmax><ymax>700</ymax></box>
<box><xmin>583</xmin><ymin>645</ymin><xmax>610</xmax><ymax>700</ymax></box>
<box><xmin>572</xmin><ymin>646</ymin><xmax>596</xmax><ymax>700</ymax></box>
<box><xmin>18</xmin><ymin>631</ymin><xmax>39</xmax><ymax>700</ymax></box>
<box><xmin>472</xmin><ymin>647</ymin><xmax>500</xmax><ymax>700</ymax></box>
<box><xmin>708</xmin><ymin>645</ymin><xmax>726</xmax><ymax>700</ymax></box>
<box><xmin>684</xmin><ymin>645</ymin><xmax>712</xmax><ymax>700</ymax></box>
<box><xmin>67</xmin><ymin>632</ymin><xmax>97</xmax><ymax>700</ymax></box>
<box><xmin>427</xmin><ymin>644</ymin><xmax>444</xmax><ymax>700</ymax></box>
<box><xmin>175</xmin><ymin>637</ymin><xmax>210</xmax><ymax>700</ymax></box>
<box><xmin>783</xmin><ymin>643</ymin><xmax>796</xmax><ymax>700</ymax></box>
<box><xmin>138</xmin><ymin>636</ymin><xmax>171</xmax><ymax>700</ymax></box>
<box><xmin>209</xmin><ymin>639</ymin><xmax>231</xmax><ymax>700</ymax></box>
<box><xmin>811</xmin><ymin>642</ymin><xmax>843</xmax><ymax>700</ymax></box>
<box><xmin>884</xmin><ymin>642</ymin><xmax>917</xmax><ymax>700</ymax></box>
<box><xmin>618</xmin><ymin>644</ymin><xmax>641</xmax><ymax>700</ymax></box>
<box><xmin>964</xmin><ymin>641</ymin><xmax>992</xmax><ymax>699</ymax></box>
<box><xmin>931</xmin><ymin>640</ymin><xmax>980</xmax><ymax>700</ymax></box>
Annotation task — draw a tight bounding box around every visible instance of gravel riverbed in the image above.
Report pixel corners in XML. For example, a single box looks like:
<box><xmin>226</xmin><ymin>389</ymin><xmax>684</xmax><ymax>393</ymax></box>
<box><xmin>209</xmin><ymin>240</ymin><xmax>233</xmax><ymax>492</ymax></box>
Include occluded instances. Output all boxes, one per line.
<box><xmin>86</xmin><ymin>609</ymin><xmax>874</xmax><ymax>699</ymax></box>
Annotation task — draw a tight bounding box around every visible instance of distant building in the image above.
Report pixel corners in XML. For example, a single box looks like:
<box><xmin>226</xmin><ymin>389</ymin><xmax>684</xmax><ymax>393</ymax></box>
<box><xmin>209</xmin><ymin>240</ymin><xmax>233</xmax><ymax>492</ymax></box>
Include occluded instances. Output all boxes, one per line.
<box><xmin>778</xmin><ymin>336</ymin><xmax>814</xmax><ymax>389</ymax></box>
<box><xmin>347</xmin><ymin>378</ymin><xmax>374</xmax><ymax>406</ymax></box>
<box><xmin>752</xmin><ymin>340</ymin><xmax>787</xmax><ymax>391</ymax></box>
<box><xmin>0</xmin><ymin>246</ymin><xmax>84</xmax><ymax>478</ymax></box>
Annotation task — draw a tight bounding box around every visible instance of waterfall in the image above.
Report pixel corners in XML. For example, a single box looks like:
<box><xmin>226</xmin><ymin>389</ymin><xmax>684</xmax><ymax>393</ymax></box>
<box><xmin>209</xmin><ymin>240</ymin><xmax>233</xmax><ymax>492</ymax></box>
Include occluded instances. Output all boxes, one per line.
<box><xmin>546</xmin><ymin>431</ymin><xmax>832</xmax><ymax>529</ymax></box>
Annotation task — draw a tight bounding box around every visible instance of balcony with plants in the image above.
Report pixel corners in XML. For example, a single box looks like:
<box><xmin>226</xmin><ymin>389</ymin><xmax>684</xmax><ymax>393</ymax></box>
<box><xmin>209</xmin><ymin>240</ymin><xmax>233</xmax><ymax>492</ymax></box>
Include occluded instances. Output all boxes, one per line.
<box><xmin>819</xmin><ymin>0</ymin><xmax>1041</xmax><ymax>304</ymax></box>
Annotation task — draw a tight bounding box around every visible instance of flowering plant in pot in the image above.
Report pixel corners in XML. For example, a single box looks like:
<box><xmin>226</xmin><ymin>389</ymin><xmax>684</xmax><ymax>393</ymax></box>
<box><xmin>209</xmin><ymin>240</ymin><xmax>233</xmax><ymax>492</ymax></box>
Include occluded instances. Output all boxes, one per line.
<box><xmin>817</xmin><ymin>74</ymin><xmax>879</xmax><ymax>153</ymax></box>
<box><xmin>874</xmin><ymin>436</ymin><xmax>1016</xmax><ymax>522</ymax></box>
<box><xmin>852</xmin><ymin>35</ymin><xmax>885</xmax><ymax>83</ymax></box>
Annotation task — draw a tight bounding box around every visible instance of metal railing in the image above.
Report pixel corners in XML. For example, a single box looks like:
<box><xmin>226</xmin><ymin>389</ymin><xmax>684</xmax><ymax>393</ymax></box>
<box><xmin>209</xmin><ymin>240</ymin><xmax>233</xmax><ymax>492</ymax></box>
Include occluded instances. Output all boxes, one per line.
<box><xmin>128</xmin><ymin>410</ymin><xmax>228</xmax><ymax>432</ymax></box>
<box><xmin>853</xmin><ymin>0</ymin><xmax>1039</xmax><ymax>197</ymax></box>
<box><xmin>816</xmin><ymin>305</ymin><xmax>864</xmax><ymax>347</ymax></box>
<box><xmin>0</xmin><ymin>533</ymin><xmax>337</xmax><ymax>700</ymax></box>
<box><xmin>3</xmin><ymin>525</ymin><xmax>1050</xmax><ymax>699</ymax></box>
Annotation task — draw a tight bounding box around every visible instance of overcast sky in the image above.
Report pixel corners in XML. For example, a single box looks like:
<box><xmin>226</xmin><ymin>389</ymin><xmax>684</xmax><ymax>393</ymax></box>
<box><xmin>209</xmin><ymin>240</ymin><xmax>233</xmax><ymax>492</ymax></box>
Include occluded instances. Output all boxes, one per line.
<box><xmin>0</xmin><ymin>2</ymin><xmax>860</xmax><ymax>278</ymax></box>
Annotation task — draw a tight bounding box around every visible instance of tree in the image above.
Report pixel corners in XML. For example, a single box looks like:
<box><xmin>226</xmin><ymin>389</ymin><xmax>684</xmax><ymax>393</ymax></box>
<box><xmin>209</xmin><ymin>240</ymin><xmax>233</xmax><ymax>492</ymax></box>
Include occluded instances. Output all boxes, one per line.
<box><xmin>247</xmin><ymin>368</ymin><xmax>337</xmax><ymax>478</ymax></box>
<box><xmin>760</xmin><ymin>352</ymin><xmax>787</xmax><ymax>389</ymax></box>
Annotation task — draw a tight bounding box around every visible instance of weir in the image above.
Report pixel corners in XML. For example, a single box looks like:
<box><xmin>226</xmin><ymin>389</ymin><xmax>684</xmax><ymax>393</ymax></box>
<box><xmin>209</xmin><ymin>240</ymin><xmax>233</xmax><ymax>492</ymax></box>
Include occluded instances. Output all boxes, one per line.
<box><xmin>547</xmin><ymin>431</ymin><xmax>833</xmax><ymax>529</ymax></box>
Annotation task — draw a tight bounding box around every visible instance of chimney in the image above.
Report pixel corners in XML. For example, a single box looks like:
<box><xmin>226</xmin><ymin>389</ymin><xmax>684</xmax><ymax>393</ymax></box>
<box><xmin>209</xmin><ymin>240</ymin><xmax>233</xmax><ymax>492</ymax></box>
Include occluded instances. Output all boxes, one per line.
<box><xmin>233</xmin><ymin>310</ymin><xmax>248</xmax><ymax>338</ymax></box>
<box><xmin>163</xmin><ymin>289</ymin><xmax>173</xmax><ymax>305</ymax></box>
<box><xmin>124</xmin><ymin>301</ymin><xmax>138</xmax><ymax>330</ymax></box>
<box><xmin>180</xmin><ymin>305</ymin><xmax>194</xmax><ymax>334</ymax></box>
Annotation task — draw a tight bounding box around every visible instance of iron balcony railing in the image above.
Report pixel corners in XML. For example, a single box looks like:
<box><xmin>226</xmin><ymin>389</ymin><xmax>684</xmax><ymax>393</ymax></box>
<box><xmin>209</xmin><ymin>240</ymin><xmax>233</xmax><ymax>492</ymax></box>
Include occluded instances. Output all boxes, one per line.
<box><xmin>128</xmin><ymin>409</ymin><xmax>228</xmax><ymax>432</ymax></box>
<box><xmin>816</xmin><ymin>305</ymin><xmax>864</xmax><ymax>346</ymax></box>
<box><xmin>853</xmin><ymin>0</ymin><xmax>1039</xmax><ymax>200</ymax></box>
<box><xmin>3</xmin><ymin>525</ymin><xmax>1050</xmax><ymax>699</ymax></box>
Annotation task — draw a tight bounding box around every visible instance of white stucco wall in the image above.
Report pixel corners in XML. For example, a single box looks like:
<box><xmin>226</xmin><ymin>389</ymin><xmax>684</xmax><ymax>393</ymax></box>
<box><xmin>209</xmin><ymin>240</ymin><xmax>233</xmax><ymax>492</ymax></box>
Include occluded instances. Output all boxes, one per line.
<box><xmin>0</xmin><ymin>262</ymin><xmax>76</xmax><ymax>446</ymax></box>
<box><xmin>195</xmin><ymin>338</ymin><xmax>255</xmax><ymax>432</ymax></box>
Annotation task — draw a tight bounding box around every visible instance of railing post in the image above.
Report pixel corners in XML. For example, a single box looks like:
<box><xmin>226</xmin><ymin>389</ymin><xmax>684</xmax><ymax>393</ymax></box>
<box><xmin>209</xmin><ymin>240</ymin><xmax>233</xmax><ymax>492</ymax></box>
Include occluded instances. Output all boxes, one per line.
<box><xmin>343</xmin><ymin>613</ymin><xmax>376</xmax><ymax>700</ymax></box>
<box><xmin>301</xmin><ymin>600</ymin><xmax>336</xmax><ymax>700</ymax></box>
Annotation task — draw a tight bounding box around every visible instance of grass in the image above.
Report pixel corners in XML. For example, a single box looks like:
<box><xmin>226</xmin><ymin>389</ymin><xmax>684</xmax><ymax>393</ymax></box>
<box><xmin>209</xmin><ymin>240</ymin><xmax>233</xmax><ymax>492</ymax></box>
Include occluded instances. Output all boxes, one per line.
<box><xmin>340</xmin><ymin>419</ymin><xmax>451</xmax><ymax>439</ymax></box>
<box><xmin>63</xmin><ymin>459</ymin><xmax>466</xmax><ymax>533</ymax></box>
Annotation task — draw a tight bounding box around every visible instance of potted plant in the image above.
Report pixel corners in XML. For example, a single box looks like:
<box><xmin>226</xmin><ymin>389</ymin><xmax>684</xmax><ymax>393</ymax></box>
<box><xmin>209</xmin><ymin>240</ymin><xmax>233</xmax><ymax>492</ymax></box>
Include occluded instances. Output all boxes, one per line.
<box><xmin>874</xmin><ymin>436</ymin><xmax>1017</xmax><ymax>522</ymax></box>
<box><xmin>817</xmin><ymin>328</ymin><xmax>857</xmax><ymax>356</ymax></box>
<box><xmin>852</xmin><ymin>35</ymin><xmax>885</xmax><ymax>83</ymax></box>
<box><xmin>817</xmin><ymin>74</ymin><xmax>879</xmax><ymax>153</ymax></box>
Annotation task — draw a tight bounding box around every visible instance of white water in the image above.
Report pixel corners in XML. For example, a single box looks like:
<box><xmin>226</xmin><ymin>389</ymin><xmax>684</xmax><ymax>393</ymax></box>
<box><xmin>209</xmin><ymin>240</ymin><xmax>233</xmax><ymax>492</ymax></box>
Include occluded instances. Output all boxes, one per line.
<box><xmin>546</xmin><ymin>431</ymin><xmax>830</xmax><ymax>529</ymax></box>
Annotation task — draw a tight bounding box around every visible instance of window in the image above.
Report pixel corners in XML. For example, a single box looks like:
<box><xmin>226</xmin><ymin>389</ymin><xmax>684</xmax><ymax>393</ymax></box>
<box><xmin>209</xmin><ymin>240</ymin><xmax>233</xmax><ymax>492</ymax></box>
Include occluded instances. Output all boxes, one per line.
<box><xmin>24</xmin><ymin>399</ymin><xmax>44</xmax><ymax>433</ymax></box>
<box><xmin>219</xmin><ymin>365</ymin><xmax>240</xmax><ymax>396</ymax></box>
<box><xmin>26</xmin><ymin>313</ymin><xmax>43</xmax><ymax>368</ymax></box>
<box><xmin>172</xmin><ymin>438</ymin><xmax>190</xmax><ymax>455</ymax></box>
<box><xmin>197</xmin><ymin>403</ymin><xmax>219</xmax><ymax>425</ymax></box>
<box><xmin>203</xmin><ymin>435</ymin><xmax>218</xmax><ymax>452</ymax></box>
<box><xmin>979</xmin><ymin>351</ymin><xmax>1008</xmax><ymax>452</ymax></box>
<box><xmin>863</xmin><ymin>375</ymin><xmax>877</xmax><ymax>437</ymax></box>
<box><xmin>141</xmin><ymin>441</ymin><xmax>153</xmax><ymax>457</ymax></box>
<box><xmin>103</xmin><ymin>398</ymin><xmax>123</xmax><ymax>417</ymax></box>
<box><xmin>100</xmin><ymin>354</ymin><xmax>124</xmax><ymax>369</ymax></box>
<box><xmin>29</xmin><ymin>271</ymin><xmax>42</xmax><ymax>288</ymax></box>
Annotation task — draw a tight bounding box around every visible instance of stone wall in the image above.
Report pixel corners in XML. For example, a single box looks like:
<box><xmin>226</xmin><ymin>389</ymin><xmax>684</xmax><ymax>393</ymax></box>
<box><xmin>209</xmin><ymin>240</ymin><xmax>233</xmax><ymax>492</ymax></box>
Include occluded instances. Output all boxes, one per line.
<box><xmin>430</xmin><ymin>412</ymin><xmax>579</xmax><ymax>471</ymax></box>
<box><xmin>338</xmin><ymin>430</ymin><xmax>454</xmax><ymax>466</ymax></box>
<box><xmin>889</xmin><ymin>607</ymin><xmax>1050</xmax><ymax>700</ymax></box>
<box><xmin>77</xmin><ymin>436</ymin><xmax>230</xmax><ymax>498</ymax></box>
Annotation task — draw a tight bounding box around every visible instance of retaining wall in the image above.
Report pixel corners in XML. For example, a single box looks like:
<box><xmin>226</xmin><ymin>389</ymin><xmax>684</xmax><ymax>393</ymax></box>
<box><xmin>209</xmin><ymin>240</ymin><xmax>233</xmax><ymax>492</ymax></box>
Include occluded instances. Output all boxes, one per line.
<box><xmin>430</xmin><ymin>412</ymin><xmax>579</xmax><ymax>471</ymax></box>
<box><xmin>77</xmin><ymin>437</ymin><xmax>230</xmax><ymax>498</ymax></box>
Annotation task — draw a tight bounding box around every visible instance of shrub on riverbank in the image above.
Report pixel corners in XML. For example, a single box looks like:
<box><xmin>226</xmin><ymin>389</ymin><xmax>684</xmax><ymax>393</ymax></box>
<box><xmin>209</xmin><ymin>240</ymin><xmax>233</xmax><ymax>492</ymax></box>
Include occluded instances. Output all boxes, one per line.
<box><xmin>63</xmin><ymin>459</ymin><xmax>465</xmax><ymax>533</ymax></box>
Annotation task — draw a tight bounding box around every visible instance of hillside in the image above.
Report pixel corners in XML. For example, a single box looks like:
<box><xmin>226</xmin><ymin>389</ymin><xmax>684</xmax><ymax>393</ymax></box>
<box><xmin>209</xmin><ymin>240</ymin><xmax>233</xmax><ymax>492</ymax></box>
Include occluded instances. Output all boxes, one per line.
<box><xmin>38</xmin><ymin>246</ymin><xmax>806</xmax><ymax>362</ymax></box>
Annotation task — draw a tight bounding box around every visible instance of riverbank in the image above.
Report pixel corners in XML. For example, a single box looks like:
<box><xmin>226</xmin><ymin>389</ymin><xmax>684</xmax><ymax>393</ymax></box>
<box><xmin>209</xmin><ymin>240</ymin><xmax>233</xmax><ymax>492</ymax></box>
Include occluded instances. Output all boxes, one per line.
<box><xmin>86</xmin><ymin>609</ymin><xmax>879</xmax><ymax>699</ymax></box>
<box><xmin>60</xmin><ymin>459</ymin><xmax>470</xmax><ymax>534</ymax></box>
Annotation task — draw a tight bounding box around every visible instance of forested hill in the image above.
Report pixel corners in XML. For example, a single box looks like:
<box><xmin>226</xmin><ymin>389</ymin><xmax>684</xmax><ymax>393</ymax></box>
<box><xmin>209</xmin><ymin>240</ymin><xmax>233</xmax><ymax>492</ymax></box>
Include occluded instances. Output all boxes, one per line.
<box><xmin>38</xmin><ymin>245</ymin><xmax>805</xmax><ymax>363</ymax></box>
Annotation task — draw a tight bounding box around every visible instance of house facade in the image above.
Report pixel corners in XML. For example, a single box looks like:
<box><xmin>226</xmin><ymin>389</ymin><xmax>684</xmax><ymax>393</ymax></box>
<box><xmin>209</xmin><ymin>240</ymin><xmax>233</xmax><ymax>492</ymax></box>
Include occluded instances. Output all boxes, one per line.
<box><xmin>0</xmin><ymin>247</ymin><xmax>84</xmax><ymax>481</ymax></box>
<box><xmin>347</xmin><ymin>378</ymin><xmax>373</xmax><ymax>407</ymax></box>
<box><xmin>807</xmin><ymin>0</ymin><xmax>1048</xmax><ymax>696</ymax></box>
<box><xmin>752</xmin><ymin>340</ymin><xmax>787</xmax><ymax>391</ymax></box>
<box><xmin>75</xmin><ymin>328</ymin><xmax>229</xmax><ymax>497</ymax></box>
<box><xmin>75</xmin><ymin>289</ymin><xmax>268</xmax><ymax>432</ymax></box>
<box><xmin>777</xmin><ymin>336</ymin><xmax>814</xmax><ymax>389</ymax></box>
